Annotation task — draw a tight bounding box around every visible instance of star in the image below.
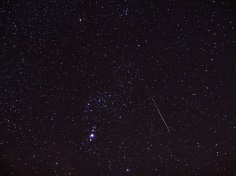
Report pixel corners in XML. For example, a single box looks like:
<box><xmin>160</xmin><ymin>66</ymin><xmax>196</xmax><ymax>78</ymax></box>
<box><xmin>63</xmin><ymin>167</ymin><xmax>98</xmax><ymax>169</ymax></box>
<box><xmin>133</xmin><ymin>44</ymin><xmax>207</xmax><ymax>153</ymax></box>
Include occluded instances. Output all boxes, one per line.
<box><xmin>89</xmin><ymin>133</ymin><xmax>95</xmax><ymax>138</ymax></box>
<box><xmin>89</xmin><ymin>133</ymin><xmax>95</xmax><ymax>141</ymax></box>
<box><xmin>126</xmin><ymin>168</ymin><xmax>130</xmax><ymax>172</ymax></box>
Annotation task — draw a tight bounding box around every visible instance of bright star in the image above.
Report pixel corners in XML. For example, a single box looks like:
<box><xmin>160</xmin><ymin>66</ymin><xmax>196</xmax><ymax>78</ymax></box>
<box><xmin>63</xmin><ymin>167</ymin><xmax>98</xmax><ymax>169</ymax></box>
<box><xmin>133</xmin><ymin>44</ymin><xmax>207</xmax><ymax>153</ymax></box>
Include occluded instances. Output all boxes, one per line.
<box><xmin>89</xmin><ymin>133</ymin><xmax>95</xmax><ymax>141</ymax></box>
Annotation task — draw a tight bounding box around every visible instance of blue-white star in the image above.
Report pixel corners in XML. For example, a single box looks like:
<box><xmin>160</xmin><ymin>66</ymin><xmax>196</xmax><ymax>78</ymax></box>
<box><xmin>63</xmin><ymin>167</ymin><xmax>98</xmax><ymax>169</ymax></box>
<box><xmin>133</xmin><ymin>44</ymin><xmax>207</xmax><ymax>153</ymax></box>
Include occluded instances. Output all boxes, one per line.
<box><xmin>89</xmin><ymin>133</ymin><xmax>95</xmax><ymax>141</ymax></box>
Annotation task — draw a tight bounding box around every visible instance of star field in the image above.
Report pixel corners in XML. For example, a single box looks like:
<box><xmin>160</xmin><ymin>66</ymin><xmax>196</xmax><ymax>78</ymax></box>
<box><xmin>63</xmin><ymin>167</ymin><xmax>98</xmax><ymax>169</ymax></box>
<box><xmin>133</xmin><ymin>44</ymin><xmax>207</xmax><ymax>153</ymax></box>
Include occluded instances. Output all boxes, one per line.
<box><xmin>1</xmin><ymin>0</ymin><xmax>236</xmax><ymax>175</ymax></box>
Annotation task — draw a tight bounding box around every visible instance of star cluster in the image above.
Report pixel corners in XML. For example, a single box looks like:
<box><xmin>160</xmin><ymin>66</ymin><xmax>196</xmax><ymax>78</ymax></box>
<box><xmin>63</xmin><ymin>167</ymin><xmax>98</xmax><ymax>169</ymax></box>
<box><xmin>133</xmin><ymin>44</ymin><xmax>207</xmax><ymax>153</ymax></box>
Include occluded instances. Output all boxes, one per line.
<box><xmin>0</xmin><ymin>0</ymin><xmax>236</xmax><ymax>175</ymax></box>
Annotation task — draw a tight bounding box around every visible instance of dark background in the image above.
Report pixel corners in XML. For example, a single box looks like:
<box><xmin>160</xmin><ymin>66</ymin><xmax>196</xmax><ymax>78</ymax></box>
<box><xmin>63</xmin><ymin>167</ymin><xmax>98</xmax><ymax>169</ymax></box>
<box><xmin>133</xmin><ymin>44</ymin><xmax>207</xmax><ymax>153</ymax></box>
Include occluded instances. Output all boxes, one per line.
<box><xmin>0</xmin><ymin>0</ymin><xmax>236</xmax><ymax>175</ymax></box>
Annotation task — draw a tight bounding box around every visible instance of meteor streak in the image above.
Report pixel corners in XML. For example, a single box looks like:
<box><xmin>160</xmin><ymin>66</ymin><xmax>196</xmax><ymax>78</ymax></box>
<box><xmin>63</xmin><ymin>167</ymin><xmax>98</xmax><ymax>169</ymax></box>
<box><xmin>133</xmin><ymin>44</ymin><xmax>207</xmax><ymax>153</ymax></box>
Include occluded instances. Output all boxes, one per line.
<box><xmin>148</xmin><ymin>91</ymin><xmax>171</xmax><ymax>133</ymax></box>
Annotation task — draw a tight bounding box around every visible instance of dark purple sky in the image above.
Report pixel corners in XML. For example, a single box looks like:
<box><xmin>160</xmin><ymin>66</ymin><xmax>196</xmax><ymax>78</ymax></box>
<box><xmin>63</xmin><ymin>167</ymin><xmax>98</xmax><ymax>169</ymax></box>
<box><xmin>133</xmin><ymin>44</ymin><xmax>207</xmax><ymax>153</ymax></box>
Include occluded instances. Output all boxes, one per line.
<box><xmin>1</xmin><ymin>0</ymin><xmax>236</xmax><ymax>175</ymax></box>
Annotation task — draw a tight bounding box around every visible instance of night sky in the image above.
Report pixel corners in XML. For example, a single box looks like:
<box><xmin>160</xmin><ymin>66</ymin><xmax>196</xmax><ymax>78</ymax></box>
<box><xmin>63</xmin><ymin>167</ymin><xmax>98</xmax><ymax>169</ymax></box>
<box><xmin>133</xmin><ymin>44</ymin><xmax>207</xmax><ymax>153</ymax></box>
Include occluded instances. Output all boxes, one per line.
<box><xmin>1</xmin><ymin>0</ymin><xmax>236</xmax><ymax>175</ymax></box>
